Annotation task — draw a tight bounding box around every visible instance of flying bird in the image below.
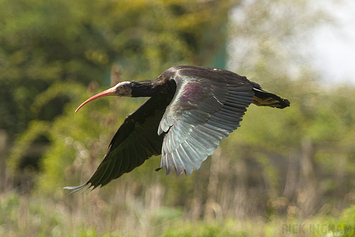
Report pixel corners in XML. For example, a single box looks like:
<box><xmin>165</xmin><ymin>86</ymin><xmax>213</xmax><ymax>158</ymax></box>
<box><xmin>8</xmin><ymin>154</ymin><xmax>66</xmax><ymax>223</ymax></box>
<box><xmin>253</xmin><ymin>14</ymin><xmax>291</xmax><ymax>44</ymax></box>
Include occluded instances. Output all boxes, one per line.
<box><xmin>64</xmin><ymin>66</ymin><xmax>290</xmax><ymax>193</ymax></box>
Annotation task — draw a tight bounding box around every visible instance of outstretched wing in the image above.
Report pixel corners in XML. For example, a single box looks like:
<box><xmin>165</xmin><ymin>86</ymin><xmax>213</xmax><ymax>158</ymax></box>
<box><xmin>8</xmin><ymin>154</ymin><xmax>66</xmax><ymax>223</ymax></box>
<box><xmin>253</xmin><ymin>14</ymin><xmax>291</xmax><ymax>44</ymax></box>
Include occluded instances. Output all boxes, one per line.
<box><xmin>158</xmin><ymin>66</ymin><xmax>255</xmax><ymax>176</ymax></box>
<box><xmin>64</xmin><ymin>94</ymin><xmax>173</xmax><ymax>193</ymax></box>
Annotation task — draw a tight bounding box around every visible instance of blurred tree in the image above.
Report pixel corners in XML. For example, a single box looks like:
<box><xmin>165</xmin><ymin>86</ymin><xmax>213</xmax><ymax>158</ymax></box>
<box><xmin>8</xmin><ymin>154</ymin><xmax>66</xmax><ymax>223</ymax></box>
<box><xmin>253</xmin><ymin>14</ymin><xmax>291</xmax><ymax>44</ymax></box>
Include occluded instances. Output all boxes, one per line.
<box><xmin>0</xmin><ymin>0</ymin><xmax>235</xmax><ymax>136</ymax></box>
<box><xmin>3</xmin><ymin>0</ymin><xmax>236</xmax><ymax>187</ymax></box>
<box><xmin>223</xmin><ymin>0</ymin><xmax>355</xmax><ymax>218</ymax></box>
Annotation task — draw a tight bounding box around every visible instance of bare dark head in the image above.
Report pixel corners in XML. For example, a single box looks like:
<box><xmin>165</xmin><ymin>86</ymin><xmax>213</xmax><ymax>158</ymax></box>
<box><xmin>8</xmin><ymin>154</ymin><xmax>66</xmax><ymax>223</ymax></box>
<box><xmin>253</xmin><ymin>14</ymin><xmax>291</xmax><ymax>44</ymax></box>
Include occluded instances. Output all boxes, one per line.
<box><xmin>75</xmin><ymin>81</ymin><xmax>132</xmax><ymax>113</ymax></box>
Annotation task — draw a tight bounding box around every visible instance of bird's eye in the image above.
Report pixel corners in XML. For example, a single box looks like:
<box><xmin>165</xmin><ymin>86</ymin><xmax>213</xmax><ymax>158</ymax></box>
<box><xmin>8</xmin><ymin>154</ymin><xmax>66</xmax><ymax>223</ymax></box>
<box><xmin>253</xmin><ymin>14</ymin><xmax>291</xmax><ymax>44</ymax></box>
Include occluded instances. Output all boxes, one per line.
<box><xmin>119</xmin><ymin>86</ymin><xmax>124</xmax><ymax>90</ymax></box>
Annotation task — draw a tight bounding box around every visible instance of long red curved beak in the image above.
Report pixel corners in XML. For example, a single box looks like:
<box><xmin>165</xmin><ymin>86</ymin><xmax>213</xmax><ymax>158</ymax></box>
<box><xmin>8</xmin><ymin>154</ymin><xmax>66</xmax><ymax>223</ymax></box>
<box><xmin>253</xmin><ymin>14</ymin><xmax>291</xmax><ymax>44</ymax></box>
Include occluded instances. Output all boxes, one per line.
<box><xmin>75</xmin><ymin>87</ymin><xmax>116</xmax><ymax>113</ymax></box>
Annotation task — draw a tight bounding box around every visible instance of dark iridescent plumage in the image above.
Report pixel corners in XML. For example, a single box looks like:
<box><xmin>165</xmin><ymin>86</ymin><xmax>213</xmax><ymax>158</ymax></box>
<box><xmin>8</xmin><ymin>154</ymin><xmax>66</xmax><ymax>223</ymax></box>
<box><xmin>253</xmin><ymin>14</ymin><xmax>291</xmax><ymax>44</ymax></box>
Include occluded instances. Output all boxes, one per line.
<box><xmin>64</xmin><ymin>66</ymin><xmax>290</xmax><ymax>193</ymax></box>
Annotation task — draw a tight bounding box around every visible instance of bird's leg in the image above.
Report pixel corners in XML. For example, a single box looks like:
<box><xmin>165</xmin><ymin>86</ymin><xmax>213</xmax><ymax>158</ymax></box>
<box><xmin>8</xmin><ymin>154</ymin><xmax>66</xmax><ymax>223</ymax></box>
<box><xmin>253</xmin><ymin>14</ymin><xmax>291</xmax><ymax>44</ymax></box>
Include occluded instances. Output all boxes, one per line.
<box><xmin>253</xmin><ymin>96</ymin><xmax>280</xmax><ymax>107</ymax></box>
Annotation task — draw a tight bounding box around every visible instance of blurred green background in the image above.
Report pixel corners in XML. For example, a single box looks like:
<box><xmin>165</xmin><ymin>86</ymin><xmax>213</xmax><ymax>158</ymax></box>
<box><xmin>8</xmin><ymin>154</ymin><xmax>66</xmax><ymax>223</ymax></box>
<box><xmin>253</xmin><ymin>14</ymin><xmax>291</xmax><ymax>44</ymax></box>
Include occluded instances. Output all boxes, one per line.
<box><xmin>1</xmin><ymin>0</ymin><xmax>355</xmax><ymax>236</ymax></box>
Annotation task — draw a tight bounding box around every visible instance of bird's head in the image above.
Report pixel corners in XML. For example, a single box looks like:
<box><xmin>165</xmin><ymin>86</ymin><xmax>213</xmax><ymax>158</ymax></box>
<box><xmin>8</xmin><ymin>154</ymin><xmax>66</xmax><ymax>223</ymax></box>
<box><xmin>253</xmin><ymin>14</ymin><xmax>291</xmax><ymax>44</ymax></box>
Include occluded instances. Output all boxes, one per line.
<box><xmin>75</xmin><ymin>81</ymin><xmax>132</xmax><ymax>113</ymax></box>
<box><xmin>113</xmin><ymin>81</ymin><xmax>133</xmax><ymax>96</ymax></box>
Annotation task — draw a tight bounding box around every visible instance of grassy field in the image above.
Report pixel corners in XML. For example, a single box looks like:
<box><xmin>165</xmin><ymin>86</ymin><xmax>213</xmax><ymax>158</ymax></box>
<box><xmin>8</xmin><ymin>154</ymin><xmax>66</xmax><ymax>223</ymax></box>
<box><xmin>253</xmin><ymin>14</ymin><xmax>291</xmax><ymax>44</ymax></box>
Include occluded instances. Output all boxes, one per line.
<box><xmin>1</xmin><ymin>190</ymin><xmax>354</xmax><ymax>237</ymax></box>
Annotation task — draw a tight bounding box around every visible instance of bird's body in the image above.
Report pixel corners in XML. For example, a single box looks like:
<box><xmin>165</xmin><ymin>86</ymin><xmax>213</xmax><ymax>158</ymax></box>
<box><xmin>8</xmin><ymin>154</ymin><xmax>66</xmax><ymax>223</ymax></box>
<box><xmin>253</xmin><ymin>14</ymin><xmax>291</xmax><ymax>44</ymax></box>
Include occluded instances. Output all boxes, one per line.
<box><xmin>65</xmin><ymin>66</ymin><xmax>289</xmax><ymax>193</ymax></box>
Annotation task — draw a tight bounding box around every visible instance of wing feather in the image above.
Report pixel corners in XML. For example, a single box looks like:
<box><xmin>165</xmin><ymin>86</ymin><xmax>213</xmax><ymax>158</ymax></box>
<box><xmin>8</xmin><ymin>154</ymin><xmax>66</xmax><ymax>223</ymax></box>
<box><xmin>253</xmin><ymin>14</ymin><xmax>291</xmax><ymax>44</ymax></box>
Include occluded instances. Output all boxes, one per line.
<box><xmin>158</xmin><ymin>66</ymin><xmax>254</xmax><ymax>175</ymax></box>
<box><xmin>64</xmin><ymin>94</ymin><xmax>173</xmax><ymax>193</ymax></box>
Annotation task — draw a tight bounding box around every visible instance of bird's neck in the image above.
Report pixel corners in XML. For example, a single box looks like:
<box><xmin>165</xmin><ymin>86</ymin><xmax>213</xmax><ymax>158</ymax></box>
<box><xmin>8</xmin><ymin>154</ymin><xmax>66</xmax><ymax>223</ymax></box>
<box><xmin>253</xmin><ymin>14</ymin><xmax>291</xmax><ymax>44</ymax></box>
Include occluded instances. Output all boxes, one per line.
<box><xmin>131</xmin><ymin>82</ymin><xmax>160</xmax><ymax>97</ymax></box>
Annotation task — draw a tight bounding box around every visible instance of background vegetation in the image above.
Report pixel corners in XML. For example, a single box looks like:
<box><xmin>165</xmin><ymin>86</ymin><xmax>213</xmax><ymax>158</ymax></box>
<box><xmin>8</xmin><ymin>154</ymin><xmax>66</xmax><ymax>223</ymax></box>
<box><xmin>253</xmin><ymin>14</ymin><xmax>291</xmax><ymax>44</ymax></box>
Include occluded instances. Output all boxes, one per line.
<box><xmin>1</xmin><ymin>0</ymin><xmax>354</xmax><ymax>236</ymax></box>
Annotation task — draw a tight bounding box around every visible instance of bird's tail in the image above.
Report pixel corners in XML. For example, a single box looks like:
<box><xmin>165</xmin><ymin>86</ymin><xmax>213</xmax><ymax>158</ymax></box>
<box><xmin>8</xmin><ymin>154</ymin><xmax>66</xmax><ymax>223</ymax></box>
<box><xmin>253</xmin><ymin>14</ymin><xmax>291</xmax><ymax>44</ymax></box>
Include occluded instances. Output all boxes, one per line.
<box><xmin>252</xmin><ymin>88</ymin><xmax>290</xmax><ymax>109</ymax></box>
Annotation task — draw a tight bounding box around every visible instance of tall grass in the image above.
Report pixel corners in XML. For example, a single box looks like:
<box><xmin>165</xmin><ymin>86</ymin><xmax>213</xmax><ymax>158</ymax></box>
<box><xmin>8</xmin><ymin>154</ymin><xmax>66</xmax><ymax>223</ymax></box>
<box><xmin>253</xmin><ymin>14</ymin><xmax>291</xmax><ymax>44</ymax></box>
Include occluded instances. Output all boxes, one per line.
<box><xmin>1</xmin><ymin>190</ymin><xmax>354</xmax><ymax>237</ymax></box>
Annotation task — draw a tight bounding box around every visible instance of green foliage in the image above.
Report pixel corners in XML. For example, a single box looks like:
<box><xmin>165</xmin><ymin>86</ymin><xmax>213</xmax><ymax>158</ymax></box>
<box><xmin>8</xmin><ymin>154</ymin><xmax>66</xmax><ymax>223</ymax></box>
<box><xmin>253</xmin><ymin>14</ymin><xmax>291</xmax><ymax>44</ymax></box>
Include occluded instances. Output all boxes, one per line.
<box><xmin>161</xmin><ymin>221</ymin><xmax>247</xmax><ymax>237</ymax></box>
<box><xmin>326</xmin><ymin>205</ymin><xmax>355</xmax><ymax>237</ymax></box>
<box><xmin>0</xmin><ymin>192</ymin><xmax>63</xmax><ymax>237</ymax></box>
<box><xmin>63</xmin><ymin>228</ymin><xmax>123</xmax><ymax>237</ymax></box>
<box><xmin>2</xmin><ymin>0</ymin><xmax>355</xmax><ymax>236</ymax></box>
<box><xmin>0</xmin><ymin>0</ymin><xmax>232</xmax><ymax>138</ymax></box>
<box><xmin>4</xmin><ymin>0</ymin><xmax>233</xmax><ymax>189</ymax></box>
